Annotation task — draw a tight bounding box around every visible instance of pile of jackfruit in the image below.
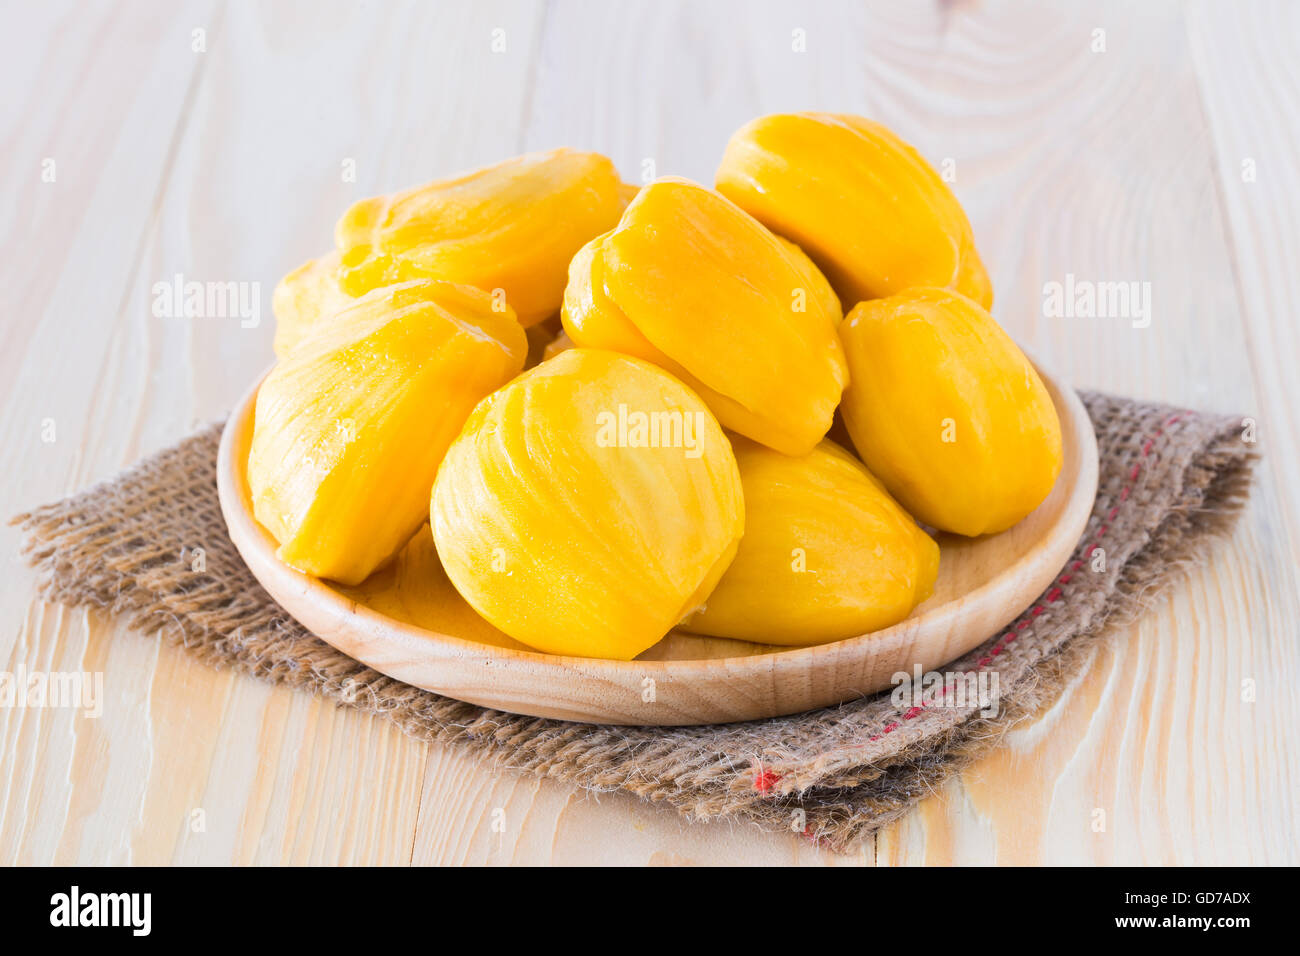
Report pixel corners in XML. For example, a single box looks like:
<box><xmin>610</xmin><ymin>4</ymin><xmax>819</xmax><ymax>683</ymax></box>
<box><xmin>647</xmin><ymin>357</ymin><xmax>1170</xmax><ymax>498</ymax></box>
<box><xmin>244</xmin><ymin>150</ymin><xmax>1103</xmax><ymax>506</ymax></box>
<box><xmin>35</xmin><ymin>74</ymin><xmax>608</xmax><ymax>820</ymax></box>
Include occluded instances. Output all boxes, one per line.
<box><xmin>250</xmin><ymin>113</ymin><xmax>1063</xmax><ymax>660</ymax></box>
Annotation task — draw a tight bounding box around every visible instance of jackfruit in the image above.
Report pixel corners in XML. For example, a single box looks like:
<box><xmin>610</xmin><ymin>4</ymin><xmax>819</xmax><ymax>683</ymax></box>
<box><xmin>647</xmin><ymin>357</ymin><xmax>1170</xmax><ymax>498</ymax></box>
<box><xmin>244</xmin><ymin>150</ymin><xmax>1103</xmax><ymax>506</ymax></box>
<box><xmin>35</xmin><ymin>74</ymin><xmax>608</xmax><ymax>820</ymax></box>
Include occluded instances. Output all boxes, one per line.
<box><xmin>248</xmin><ymin>279</ymin><xmax>527</xmax><ymax>584</ymax></box>
<box><xmin>838</xmin><ymin>287</ymin><xmax>1062</xmax><ymax>536</ymax></box>
<box><xmin>717</xmin><ymin>112</ymin><xmax>993</xmax><ymax>309</ymax></box>
<box><xmin>561</xmin><ymin>178</ymin><xmax>847</xmax><ymax>456</ymax></box>
<box><xmin>683</xmin><ymin>437</ymin><xmax>939</xmax><ymax>645</ymax></box>
<box><xmin>431</xmin><ymin>348</ymin><xmax>745</xmax><ymax>659</ymax></box>
<box><xmin>335</xmin><ymin>148</ymin><xmax>628</xmax><ymax>327</ymax></box>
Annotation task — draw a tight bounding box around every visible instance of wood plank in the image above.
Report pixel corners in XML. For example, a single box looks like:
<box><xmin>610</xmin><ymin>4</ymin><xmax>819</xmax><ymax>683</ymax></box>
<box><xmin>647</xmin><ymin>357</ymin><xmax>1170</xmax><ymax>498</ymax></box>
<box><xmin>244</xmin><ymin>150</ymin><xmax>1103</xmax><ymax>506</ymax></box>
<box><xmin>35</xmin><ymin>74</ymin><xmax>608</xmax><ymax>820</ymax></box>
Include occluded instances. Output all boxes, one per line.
<box><xmin>0</xmin><ymin>0</ymin><xmax>217</xmax><ymax>637</ymax></box>
<box><xmin>0</xmin><ymin>0</ymin><xmax>218</xmax><ymax>864</ymax></box>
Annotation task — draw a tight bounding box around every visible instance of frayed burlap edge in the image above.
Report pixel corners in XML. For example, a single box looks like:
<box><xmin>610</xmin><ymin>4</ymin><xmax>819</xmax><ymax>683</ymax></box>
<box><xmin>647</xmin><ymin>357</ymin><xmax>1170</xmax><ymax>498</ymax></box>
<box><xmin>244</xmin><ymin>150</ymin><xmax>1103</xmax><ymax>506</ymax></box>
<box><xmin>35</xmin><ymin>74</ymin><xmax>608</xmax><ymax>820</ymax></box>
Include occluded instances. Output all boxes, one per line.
<box><xmin>11</xmin><ymin>392</ymin><xmax>1258</xmax><ymax>853</ymax></box>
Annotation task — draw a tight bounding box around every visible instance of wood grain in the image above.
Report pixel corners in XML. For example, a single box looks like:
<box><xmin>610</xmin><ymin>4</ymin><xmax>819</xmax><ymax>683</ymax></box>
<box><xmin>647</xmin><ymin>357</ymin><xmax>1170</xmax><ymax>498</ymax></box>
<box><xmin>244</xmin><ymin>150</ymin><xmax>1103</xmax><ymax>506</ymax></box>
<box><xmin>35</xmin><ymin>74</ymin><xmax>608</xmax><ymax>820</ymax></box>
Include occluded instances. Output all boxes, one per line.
<box><xmin>1</xmin><ymin>0</ymin><xmax>1294</xmax><ymax>864</ymax></box>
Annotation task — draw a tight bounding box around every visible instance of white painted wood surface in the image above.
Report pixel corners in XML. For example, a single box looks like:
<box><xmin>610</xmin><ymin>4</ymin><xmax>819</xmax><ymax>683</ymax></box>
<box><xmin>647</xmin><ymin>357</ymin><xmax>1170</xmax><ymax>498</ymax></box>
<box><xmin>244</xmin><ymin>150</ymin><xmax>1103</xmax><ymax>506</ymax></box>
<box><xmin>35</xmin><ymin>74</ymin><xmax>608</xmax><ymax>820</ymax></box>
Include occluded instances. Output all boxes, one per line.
<box><xmin>1</xmin><ymin>0</ymin><xmax>1296</xmax><ymax>864</ymax></box>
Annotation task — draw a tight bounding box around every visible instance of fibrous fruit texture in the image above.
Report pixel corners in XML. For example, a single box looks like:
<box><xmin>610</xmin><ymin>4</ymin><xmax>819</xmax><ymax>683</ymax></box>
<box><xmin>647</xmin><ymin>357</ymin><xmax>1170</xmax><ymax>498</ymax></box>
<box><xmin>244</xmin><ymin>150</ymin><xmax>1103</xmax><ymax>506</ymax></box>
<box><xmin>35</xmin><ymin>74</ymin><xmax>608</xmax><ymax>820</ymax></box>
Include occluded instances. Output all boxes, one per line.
<box><xmin>838</xmin><ymin>287</ymin><xmax>1062</xmax><ymax>536</ymax></box>
<box><xmin>683</xmin><ymin>437</ymin><xmax>939</xmax><ymax>645</ymax></box>
<box><xmin>561</xmin><ymin>177</ymin><xmax>847</xmax><ymax>456</ymax></box>
<box><xmin>334</xmin><ymin>148</ymin><xmax>629</xmax><ymax>327</ymax></box>
<box><xmin>716</xmin><ymin>112</ymin><xmax>993</xmax><ymax>310</ymax></box>
<box><xmin>431</xmin><ymin>348</ymin><xmax>745</xmax><ymax>660</ymax></box>
<box><xmin>248</xmin><ymin>279</ymin><xmax>527</xmax><ymax>585</ymax></box>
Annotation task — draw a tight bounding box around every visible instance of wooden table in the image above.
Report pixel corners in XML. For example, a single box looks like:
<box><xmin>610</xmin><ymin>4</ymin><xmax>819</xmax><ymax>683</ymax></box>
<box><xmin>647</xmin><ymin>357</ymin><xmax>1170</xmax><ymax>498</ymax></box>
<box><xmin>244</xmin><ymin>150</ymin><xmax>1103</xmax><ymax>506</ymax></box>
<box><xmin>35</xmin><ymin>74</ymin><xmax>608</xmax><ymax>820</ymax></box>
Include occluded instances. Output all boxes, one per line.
<box><xmin>2</xmin><ymin>0</ymin><xmax>1296</xmax><ymax>865</ymax></box>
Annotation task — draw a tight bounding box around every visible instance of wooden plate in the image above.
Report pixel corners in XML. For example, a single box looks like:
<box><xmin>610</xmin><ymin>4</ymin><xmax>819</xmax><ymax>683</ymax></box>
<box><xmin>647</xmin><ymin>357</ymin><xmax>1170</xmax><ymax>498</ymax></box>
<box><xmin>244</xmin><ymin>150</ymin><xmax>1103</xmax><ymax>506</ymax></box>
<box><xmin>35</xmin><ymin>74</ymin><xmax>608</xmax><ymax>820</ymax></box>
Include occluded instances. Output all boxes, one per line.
<box><xmin>217</xmin><ymin>356</ymin><xmax>1098</xmax><ymax>726</ymax></box>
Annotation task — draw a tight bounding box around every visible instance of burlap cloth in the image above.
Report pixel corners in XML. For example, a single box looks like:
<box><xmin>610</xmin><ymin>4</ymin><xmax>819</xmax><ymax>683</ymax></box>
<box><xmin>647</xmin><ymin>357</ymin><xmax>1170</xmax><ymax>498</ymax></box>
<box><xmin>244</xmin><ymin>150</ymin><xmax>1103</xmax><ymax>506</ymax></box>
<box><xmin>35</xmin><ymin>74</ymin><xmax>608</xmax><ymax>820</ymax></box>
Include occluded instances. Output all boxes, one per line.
<box><xmin>12</xmin><ymin>392</ymin><xmax>1257</xmax><ymax>853</ymax></box>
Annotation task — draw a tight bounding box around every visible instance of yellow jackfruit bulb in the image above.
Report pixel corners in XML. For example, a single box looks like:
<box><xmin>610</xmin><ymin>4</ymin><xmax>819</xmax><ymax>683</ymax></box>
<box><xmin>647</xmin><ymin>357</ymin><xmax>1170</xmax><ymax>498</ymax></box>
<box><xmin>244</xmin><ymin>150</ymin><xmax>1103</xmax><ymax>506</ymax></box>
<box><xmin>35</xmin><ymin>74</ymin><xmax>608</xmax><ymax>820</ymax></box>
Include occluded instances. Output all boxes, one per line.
<box><xmin>248</xmin><ymin>279</ymin><xmax>527</xmax><ymax>585</ymax></box>
<box><xmin>271</xmin><ymin>250</ymin><xmax>354</xmax><ymax>358</ymax></box>
<box><xmin>431</xmin><ymin>348</ymin><xmax>745</xmax><ymax>660</ymax></box>
<box><xmin>716</xmin><ymin>113</ymin><xmax>993</xmax><ymax>310</ymax></box>
<box><xmin>839</xmin><ymin>288</ymin><xmax>1063</xmax><ymax>537</ymax></box>
<box><xmin>560</xmin><ymin>178</ymin><xmax>848</xmax><ymax>456</ymax></box>
<box><xmin>682</xmin><ymin>437</ymin><xmax>939</xmax><ymax>645</ymax></box>
<box><xmin>334</xmin><ymin>148</ymin><xmax>629</xmax><ymax>327</ymax></box>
